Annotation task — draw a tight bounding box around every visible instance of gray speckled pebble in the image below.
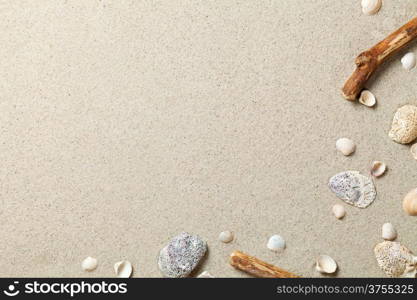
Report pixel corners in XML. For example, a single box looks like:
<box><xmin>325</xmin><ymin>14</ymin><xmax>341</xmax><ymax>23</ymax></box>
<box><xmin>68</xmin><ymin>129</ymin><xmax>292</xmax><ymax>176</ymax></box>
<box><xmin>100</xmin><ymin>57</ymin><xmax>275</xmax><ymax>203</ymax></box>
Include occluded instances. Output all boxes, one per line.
<box><xmin>158</xmin><ymin>232</ymin><xmax>207</xmax><ymax>278</ymax></box>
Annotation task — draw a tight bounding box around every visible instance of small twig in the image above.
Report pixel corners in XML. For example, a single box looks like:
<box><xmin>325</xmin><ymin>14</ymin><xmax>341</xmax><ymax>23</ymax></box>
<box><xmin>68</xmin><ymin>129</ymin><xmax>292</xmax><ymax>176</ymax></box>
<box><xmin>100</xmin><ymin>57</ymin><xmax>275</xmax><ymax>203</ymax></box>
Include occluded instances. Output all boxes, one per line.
<box><xmin>342</xmin><ymin>17</ymin><xmax>417</xmax><ymax>101</ymax></box>
<box><xmin>229</xmin><ymin>250</ymin><xmax>300</xmax><ymax>278</ymax></box>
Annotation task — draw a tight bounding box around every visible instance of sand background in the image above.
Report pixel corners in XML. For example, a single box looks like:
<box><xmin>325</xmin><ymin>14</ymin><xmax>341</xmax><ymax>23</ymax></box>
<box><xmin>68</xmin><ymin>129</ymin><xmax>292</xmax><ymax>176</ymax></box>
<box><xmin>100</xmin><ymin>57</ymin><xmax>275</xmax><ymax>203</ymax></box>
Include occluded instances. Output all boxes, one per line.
<box><xmin>1</xmin><ymin>0</ymin><xmax>417</xmax><ymax>277</ymax></box>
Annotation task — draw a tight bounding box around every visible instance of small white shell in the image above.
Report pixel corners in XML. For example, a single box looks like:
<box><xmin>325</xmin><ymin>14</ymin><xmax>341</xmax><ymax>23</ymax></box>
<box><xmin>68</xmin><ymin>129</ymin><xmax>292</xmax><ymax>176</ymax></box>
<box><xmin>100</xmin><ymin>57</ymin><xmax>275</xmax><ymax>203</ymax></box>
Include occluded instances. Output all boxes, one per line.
<box><xmin>382</xmin><ymin>223</ymin><xmax>397</xmax><ymax>241</ymax></box>
<box><xmin>114</xmin><ymin>260</ymin><xmax>133</xmax><ymax>278</ymax></box>
<box><xmin>219</xmin><ymin>231</ymin><xmax>234</xmax><ymax>243</ymax></box>
<box><xmin>359</xmin><ymin>90</ymin><xmax>376</xmax><ymax>107</ymax></box>
<box><xmin>335</xmin><ymin>138</ymin><xmax>356</xmax><ymax>156</ymax></box>
<box><xmin>332</xmin><ymin>204</ymin><xmax>346</xmax><ymax>219</ymax></box>
<box><xmin>371</xmin><ymin>161</ymin><xmax>386</xmax><ymax>177</ymax></box>
<box><xmin>410</xmin><ymin>143</ymin><xmax>417</xmax><ymax>160</ymax></box>
<box><xmin>267</xmin><ymin>235</ymin><xmax>286</xmax><ymax>251</ymax></box>
<box><xmin>361</xmin><ymin>0</ymin><xmax>382</xmax><ymax>15</ymax></box>
<box><xmin>401</xmin><ymin>52</ymin><xmax>416</xmax><ymax>70</ymax></box>
<box><xmin>374</xmin><ymin>241</ymin><xmax>417</xmax><ymax>277</ymax></box>
<box><xmin>81</xmin><ymin>257</ymin><xmax>98</xmax><ymax>272</ymax></box>
<box><xmin>316</xmin><ymin>255</ymin><xmax>337</xmax><ymax>274</ymax></box>
<box><xmin>197</xmin><ymin>271</ymin><xmax>215</xmax><ymax>278</ymax></box>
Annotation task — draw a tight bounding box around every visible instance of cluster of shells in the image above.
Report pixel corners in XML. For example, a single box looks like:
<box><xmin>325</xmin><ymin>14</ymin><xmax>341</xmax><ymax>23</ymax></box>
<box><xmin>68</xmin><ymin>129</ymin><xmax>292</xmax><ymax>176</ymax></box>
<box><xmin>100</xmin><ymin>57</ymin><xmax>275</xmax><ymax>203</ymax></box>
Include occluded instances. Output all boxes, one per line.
<box><xmin>329</xmin><ymin>82</ymin><xmax>417</xmax><ymax>277</ymax></box>
<box><xmin>365</xmin><ymin>1</ymin><xmax>417</xmax><ymax>277</ymax></box>
<box><xmin>328</xmin><ymin>106</ymin><xmax>417</xmax><ymax>277</ymax></box>
<box><xmin>81</xmin><ymin>257</ymin><xmax>133</xmax><ymax>278</ymax></box>
<box><xmin>328</xmin><ymin>1</ymin><xmax>417</xmax><ymax>277</ymax></box>
<box><xmin>328</xmin><ymin>129</ymin><xmax>417</xmax><ymax>277</ymax></box>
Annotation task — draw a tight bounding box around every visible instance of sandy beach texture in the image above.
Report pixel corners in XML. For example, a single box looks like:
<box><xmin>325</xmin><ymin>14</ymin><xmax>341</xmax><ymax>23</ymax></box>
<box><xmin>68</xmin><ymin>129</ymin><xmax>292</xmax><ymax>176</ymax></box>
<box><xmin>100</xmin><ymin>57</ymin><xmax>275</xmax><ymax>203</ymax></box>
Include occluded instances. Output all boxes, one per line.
<box><xmin>1</xmin><ymin>0</ymin><xmax>417</xmax><ymax>277</ymax></box>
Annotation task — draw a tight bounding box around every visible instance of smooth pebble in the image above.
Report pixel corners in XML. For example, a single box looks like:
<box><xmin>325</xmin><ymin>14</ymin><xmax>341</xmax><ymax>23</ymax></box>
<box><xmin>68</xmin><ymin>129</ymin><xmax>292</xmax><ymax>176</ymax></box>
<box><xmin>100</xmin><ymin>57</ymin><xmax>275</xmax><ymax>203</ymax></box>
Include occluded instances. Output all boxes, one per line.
<box><xmin>219</xmin><ymin>231</ymin><xmax>234</xmax><ymax>243</ymax></box>
<box><xmin>81</xmin><ymin>257</ymin><xmax>98</xmax><ymax>272</ymax></box>
<box><xmin>332</xmin><ymin>204</ymin><xmax>346</xmax><ymax>219</ymax></box>
<box><xmin>267</xmin><ymin>235</ymin><xmax>286</xmax><ymax>251</ymax></box>
<box><xmin>382</xmin><ymin>223</ymin><xmax>397</xmax><ymax>241</ymax></box>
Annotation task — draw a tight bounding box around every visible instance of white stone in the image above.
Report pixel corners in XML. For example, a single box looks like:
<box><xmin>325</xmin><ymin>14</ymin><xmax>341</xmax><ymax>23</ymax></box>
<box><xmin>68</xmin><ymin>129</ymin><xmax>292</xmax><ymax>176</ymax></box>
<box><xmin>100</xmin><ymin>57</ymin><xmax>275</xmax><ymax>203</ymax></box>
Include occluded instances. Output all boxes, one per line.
<box><xmin>267</xmin><ymin>235</ymin><xmax>286</xmax><ymax>251</ymax></box>
<box><xmin>81</xmin><ymin>257</ymin><xmax>98</xmax><ymax>272</ymax></box>
<box><xmin>382</xmin><ymin>223</ymin><xmax>397</xmax><ymax>241</ymax></box>
<box><xmin>219</xmin><ymin>231</ymin><xmax>234</xmax><ymax>243</ymax></box>
<box><xmin>332</xmin><ymin>204</ymin><xmax>346</xmax><ymax>219</ymax></box>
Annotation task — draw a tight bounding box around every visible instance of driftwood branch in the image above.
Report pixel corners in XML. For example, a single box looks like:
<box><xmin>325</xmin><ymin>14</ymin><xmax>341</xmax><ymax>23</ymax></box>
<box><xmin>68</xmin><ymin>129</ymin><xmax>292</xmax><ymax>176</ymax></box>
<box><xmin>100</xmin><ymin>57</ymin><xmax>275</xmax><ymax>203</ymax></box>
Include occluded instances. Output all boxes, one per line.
<box><xmin>229</xmin><ymin>250</ymin><xmax>300</xmax><ymax>278</ymax></box>
<box><xmin>342</xmin><ymin>17</ymin><xmax>417</xmax><ymax>101</ymax></box>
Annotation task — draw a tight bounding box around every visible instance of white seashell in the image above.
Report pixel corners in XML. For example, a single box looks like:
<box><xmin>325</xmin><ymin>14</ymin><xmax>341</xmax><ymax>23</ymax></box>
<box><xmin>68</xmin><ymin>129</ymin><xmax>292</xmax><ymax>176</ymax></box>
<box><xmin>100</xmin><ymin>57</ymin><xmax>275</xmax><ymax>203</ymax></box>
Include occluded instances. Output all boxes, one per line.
<box><xmin>316</xmin><ymin>255</ymin><xmax>338</xmax><ymax>274</ymax></box>
<box><xmin>371</xmin><ymin>161</ymin><xmax>386</xmax><ymax>177</ymax></box>
<box><xmin>332</xmin><ymin>204</ymin><xmax>346</xmax><ymax>219</ymax></box>
<box><xmin>81</xmin><ymin>257</ymin><xmax>98</xmax><ymax>272</ymax></box>
<box><xmin>218</xmin><ymin>231</ymin><xmax>234</xmax><ymax>243</ymax></box>
<box><xmin>374</xmin><ymin>241</ymin><xmax>417</xmax><ymax>277</ymax></box>
<box><xmin>382</xmin><ymin>223</ymin><xmax>397</xmax><ymax>241</ymax></box>
<box><xmin>361</xmin><ymin>0</ymin><xmax>382</xmax><ymax>15</ymax></box>
<box><xmin>114</xmin><ymin>260</ymin><xmax>133</xmax><ymax>278</ymax></box>
<box><xmin>403</xmin><ymin>188</ymin><xmax>417</xmax><ymax>216</ymax></box>
<box><xmin>197</xmin><ymin>271</ymin><xmax>215</xmax><ymax>278</ymax></box>
<box><xmin>335</xmin><ymin>138</ymin><xmax>356</xmax><ymax>156</ymax></box>
<box><xmin>401</xmin><ymin>52</ymin><xmax>416</xmax><ymax>70</ymax></box>
<box><xmin>410</xmin><ymin>143</ymin><xmax>417</xmax><ymax>160</ymax></box>
<box><xmin>328</xmin><ymin>171</ymin><xmax>377</xmax><ymax>208</ymax></box>
<box><xmin>267</xmin><ymin>235</ymin><xmax>286</xmax><ymax>251</ymax></box>
<box><xmin>389</xmin><ymin>105</ymin><xmax>417</xmax><ymax>144</ymax></box>
<box><xmin>359</xmin><ymin>90</ymin><xmax>376</xmax><ymax>107</ymax></box>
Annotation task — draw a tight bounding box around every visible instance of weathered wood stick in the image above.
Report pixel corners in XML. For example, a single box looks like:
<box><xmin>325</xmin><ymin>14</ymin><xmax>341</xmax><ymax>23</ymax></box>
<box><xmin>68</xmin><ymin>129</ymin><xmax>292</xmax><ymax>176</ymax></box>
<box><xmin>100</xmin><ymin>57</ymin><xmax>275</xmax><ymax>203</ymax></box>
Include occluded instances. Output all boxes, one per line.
<box><xmin>229</xmin><ymin>250</ymin><xmax>300</xmax><ymax>278</ymax></box>
<box><xmin>342</xmin><ymin>17</ymin><xmax>417</xmax><ymax>101</ymax></box>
